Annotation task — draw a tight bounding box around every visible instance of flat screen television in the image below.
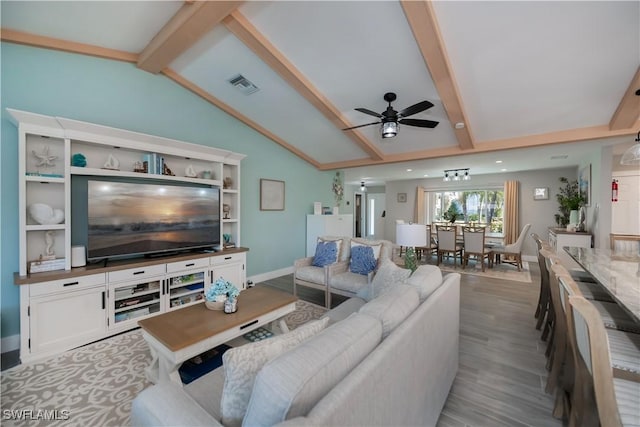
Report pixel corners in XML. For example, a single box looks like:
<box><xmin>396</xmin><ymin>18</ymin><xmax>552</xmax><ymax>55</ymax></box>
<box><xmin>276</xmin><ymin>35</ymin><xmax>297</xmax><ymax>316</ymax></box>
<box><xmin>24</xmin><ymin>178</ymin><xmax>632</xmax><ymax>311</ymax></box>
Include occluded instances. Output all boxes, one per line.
<box><xmin>87</xmin><ymin>180</ymin><xmax>220</xmax><ymax>261</ymax></box>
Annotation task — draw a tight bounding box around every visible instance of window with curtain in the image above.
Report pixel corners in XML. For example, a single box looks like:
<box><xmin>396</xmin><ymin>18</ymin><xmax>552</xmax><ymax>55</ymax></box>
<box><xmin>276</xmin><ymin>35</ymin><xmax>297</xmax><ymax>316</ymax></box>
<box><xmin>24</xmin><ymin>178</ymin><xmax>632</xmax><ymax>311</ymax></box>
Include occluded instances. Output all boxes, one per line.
<box><xmin>430</xmin><ymin>189</ymin><xmax>505</xmax><ymax>234</ymax></box>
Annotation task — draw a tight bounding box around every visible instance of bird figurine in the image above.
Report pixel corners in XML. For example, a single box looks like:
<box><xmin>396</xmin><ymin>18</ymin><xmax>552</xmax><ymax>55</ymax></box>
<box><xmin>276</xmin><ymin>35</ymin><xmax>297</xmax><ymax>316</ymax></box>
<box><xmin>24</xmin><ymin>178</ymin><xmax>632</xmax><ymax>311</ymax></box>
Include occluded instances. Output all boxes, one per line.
<box><xmin>32</xmin><ymin>146</ymin><xmax>57</xmax><ymax>168</ymax></box>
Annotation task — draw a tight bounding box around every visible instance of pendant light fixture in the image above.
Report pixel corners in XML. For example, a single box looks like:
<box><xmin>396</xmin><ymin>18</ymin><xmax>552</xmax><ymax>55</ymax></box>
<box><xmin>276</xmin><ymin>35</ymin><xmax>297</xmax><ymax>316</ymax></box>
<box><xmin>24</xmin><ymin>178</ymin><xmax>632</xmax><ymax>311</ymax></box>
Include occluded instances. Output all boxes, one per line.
<box><xmin>360</xmin><ymin>181</ymin><xmax>366</xmax><ymax>192</ymax></box>
<box><xmin>620</xmin><ymin>131</ymin><xmax>640</xmax><ymax>165</ymax></box>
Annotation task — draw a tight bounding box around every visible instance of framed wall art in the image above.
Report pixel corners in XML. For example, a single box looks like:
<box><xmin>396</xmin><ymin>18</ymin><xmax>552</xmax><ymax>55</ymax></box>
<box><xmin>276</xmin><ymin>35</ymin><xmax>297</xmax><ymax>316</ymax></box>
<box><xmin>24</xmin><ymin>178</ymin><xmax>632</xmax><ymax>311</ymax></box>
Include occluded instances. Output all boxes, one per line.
<box><xmin>533</xmin><ymin>187</ymin><xmax>549</xmax><ymax>200</ymax></box>
<box><xmin>260</xmin><ymin>179</ymin><xmax>285</xmax><ymax>211</ymax></box>
<box><xmin>579</xmin><ymin>164</ymin><xmax>591</xmax><ymax>206</ymax></box>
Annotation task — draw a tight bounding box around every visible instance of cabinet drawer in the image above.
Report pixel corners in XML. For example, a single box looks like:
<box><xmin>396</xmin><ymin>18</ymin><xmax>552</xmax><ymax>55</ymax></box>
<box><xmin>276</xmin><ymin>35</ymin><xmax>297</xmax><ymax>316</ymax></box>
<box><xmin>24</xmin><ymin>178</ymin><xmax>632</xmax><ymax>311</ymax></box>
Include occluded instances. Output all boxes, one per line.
<box><xmin>107</xmin><ymin>264</ymin><xmax>165</xmax><ymax>283</ymax></box>
<box><xmin>211</xmin><ymin>253</ymin><xmax>245</xmax><ymax>266</ymax></box>
<box><xmin>166</xmin><ymin>257</ymin><xmax>210</xmax><ymax>273</ymax></box>
<box><xmin>30</xmin><ymin>273</ymin><xmax>106</xmax><ymax>297</ymax></box>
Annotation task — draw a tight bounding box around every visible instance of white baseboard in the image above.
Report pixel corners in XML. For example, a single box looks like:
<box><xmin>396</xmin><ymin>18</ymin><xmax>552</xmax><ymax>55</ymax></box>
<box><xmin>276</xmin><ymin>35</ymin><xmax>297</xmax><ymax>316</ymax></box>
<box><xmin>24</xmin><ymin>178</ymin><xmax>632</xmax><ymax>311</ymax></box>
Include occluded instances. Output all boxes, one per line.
<box><xmin>248</xmin><ymin>266</ymin><xmax>294</xmax><ymax>286</ymax></box>
<box><xmin>1</xmin><ymin>334</ymin><xmax>20</xmax><ymax>353</ymax></box>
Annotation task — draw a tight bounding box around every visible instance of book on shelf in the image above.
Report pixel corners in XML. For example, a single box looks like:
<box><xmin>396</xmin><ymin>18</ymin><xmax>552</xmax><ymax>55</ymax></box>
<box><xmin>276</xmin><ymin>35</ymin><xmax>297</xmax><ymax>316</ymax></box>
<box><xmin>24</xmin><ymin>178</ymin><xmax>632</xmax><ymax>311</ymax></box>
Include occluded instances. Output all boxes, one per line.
<box><xmin>29</xmin><ymin>258</ymin><xmax>66</xmax><ymax>273</ymax></box>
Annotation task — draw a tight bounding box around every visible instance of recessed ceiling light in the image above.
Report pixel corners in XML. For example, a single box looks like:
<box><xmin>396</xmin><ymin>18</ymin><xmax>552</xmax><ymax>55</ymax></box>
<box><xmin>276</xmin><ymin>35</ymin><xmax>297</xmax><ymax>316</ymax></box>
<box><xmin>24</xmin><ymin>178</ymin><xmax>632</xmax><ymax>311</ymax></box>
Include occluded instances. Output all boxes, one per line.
<box><xmin>551</xmin><ymin>155</ymin><xmax>568</xmax><ymax>160</ymax></box>
<box><xmin>406</xmin><ymin>169</ymin><xmax>412</xmax><ymax>172</ymax></box>
<box><xmin>495</xmin><ymin>160</ymin><xmax>503</xmax><ymax>164</ymax></box>
<box><xmin>423</xmin><ymin>174</ymin><xmax>429</xmax><ymax>177</ymax></box>
<box><xmin>454</xmin><ymin>122</ymin><xmax>465</xmax><ymax>129</ymax></box>
<box><xmin>501</xmin><ymin>168</ymin><xmax>507</xmax><ymax>172</ymax></box>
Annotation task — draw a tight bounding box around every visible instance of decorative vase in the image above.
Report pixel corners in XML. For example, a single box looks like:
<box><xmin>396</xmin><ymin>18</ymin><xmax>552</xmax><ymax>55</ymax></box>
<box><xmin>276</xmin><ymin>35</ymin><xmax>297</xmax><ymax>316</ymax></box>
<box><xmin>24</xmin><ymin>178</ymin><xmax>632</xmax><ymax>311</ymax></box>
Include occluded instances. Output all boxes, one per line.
<box><xmin>205</xmin><ymin>297</ymin><xmax>226</xmax><ymax>311</ymax></box>
<box><xmin>569</xmin><ymin>210</ymin><xmax>579</xmax><ymax>226</ymax></box>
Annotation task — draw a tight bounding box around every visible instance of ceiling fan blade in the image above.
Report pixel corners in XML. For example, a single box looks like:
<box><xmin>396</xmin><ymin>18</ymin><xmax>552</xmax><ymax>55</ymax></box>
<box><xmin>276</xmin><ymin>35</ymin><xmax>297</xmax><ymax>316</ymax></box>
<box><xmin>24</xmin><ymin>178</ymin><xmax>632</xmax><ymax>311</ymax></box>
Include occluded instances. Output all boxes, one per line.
<box><xmin>355</xmin><ymin>108</ymin><xmax>383</xmax><ymax>118</ymax></box>
<box><xmin>399</xmin><ymin>118</ymin><xmax>439</xmax><ymax>128</ymax></box>
<box><xmin>342</xmin><ymin>121</ymin><xmax>381</xmax><ymax>131</ymax></box>
<box><xmin>398</xmin><ymin>100</ymin><xmax>434</xmax><ymax>118</ymax></box>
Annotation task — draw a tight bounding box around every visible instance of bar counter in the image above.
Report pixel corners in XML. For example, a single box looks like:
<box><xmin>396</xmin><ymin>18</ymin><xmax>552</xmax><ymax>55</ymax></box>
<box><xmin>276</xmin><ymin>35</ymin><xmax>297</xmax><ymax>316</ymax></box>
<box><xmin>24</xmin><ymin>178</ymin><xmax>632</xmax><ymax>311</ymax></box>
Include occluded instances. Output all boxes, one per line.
<box><xmin>564</xmin><ymin>246</ymin><xmax>640</xmax><ymax>323</ymax></box>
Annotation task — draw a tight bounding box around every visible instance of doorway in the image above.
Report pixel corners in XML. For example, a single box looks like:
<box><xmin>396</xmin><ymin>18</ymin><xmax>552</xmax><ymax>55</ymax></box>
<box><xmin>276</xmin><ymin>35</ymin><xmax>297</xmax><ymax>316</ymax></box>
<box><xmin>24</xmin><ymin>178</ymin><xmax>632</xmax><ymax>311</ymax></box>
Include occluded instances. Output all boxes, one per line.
<box><xmin>354</xmin><ymin>193</ymin><xmax>363</xmax><ymax>238</ymax></box>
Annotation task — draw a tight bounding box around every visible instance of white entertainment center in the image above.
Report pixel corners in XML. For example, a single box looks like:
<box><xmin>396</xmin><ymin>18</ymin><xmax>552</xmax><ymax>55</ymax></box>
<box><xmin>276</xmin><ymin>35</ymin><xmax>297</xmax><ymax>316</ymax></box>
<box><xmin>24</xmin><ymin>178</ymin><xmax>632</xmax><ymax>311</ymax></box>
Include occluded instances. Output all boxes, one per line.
<box><xmin>9</xmin><ymin>109</ymin><xmax>247</xmax><ymax>363</ymax></box>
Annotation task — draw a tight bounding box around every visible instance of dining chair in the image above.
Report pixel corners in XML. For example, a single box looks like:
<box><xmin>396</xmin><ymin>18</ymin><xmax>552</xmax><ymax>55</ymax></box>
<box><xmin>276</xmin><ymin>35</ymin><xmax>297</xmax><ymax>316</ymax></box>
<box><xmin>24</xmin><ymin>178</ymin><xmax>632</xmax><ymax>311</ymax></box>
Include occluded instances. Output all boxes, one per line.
<box><xmin>436</xmin><ymin>225</ymin><xmax>463</xmax><ymax>267</ymax></box>
<box><xmin>415</xmin><ymin>225</ymin><xmax>437</xmax><ymax>261</ymax></box>
<box><xmin>532</xmin><ymin>233</ymin><xmax>551</xmax><ymax>328</ymax></box>
<box><xmin>462</xmin><ymin>226</ymin><xmax>490</xmax><ymax>271</ymax></box>
<box><xmin>610</xmin><ymin>233</ymin><xmax>640</xmax><ymax>253</ymax></box>
<box><xmin>491</xmin><ymin>223</ymin><xmax>531</xmax><ymax>271</ymax></box>
<box><xmin>566</xmin><ymin>296</ymin><xmax>640</xmax><ymax>427</ymax></box>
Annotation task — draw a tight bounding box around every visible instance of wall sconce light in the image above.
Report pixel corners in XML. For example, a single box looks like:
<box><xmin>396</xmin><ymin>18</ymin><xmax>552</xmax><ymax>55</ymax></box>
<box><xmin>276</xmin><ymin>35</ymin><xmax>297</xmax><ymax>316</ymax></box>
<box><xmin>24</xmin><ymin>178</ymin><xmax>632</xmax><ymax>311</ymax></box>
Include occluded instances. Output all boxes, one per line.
<box><xmin>443</xmin><ymin>168</ymin><xmax>470</xmax><ymax>182</ymax></box>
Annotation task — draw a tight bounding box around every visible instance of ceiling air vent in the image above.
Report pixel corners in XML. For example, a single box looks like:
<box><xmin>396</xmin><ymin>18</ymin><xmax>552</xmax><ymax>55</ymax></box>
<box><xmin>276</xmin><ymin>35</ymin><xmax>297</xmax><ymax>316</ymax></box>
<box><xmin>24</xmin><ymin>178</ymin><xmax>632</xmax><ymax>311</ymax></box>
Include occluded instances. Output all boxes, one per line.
<box><xmin>228</xmin><ymin>74</ymin><xmax>260</xmax><ymax>95</ymax></box>
<box><xmin>550</xmin><ymin>155</ymin><xmax>568</xmax><ymax>160</ymax></box>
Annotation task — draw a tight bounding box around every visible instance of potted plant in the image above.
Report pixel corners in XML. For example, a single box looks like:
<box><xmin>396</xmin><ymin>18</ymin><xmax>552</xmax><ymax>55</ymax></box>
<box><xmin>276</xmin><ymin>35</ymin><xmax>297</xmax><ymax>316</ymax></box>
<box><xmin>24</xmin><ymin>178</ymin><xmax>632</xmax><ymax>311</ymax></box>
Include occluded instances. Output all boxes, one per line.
<box><xmin>205</xmin><ymin>277</ymin><xmax>240</xmax><ymax>311</ymax></box>
<box><xmin>443</xmin><ymin>200</ymin><xmax>462</xmax><ymax>224</ymax></box>
<box><xmin>554</xmin><ymin>177</ymin><xmax>585</xmax><ymax>228</ymax></box>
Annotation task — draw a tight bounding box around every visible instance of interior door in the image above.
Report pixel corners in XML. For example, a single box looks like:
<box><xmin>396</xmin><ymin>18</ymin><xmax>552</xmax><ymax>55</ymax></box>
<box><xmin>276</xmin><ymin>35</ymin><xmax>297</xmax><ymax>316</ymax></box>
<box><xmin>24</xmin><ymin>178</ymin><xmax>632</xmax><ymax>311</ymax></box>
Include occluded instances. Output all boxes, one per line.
<box><xmin>367</xmin><ymin>193</ymin><xmax>386</xmax><ymax>240</ymax></box>
<box><xmin>355</xmin><ymin>194</ymin><xmax>362</xmax><ymax>238</ymax></box>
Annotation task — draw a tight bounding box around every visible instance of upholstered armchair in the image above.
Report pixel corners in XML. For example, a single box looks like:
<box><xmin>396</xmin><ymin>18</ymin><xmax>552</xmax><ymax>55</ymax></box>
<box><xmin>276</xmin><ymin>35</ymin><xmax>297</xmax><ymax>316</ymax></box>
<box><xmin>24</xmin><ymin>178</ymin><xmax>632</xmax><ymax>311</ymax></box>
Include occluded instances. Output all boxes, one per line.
<box><xmin>326</xmin><ymin>238</ymin><xmax>394</xmax><ymax>308</ymax></box>
<box><xmin>491</xmin><ymin>223</ymin><xmax>531</xmax><ymax>271</ymax></box>
<box><xmin>294</xmin><ymin>236</ymin><xmax>350</xmax><ymax>308</ymax></box>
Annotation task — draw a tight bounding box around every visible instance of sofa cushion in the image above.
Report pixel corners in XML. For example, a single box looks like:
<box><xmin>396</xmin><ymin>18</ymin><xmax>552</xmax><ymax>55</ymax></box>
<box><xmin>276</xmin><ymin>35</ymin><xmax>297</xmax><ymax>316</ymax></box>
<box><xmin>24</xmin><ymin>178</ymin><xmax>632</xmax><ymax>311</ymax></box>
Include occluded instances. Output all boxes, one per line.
<box><xmin>322</xmin><ymin>297</ymin><xmax>366</xmax><ymax>324</ymax></box>
<box><xmin>311</xmin><ymin>240</ymin><xmax>338</xmax><ymax>267</ymax></box>
<box><xmin>243</xmin><ymin>313</ymin><xmax>382</xmax><ymax>426</ymax></box>
<box><xmin>220</xmin><ymin>317</ymin><xmax>329</xmax><ymax>427</ymax></box>
<box><xmin>359</xmin><ymin>284</ymin><xmax>420</xmax><ymax>338</ymax></box>
<box><xmin>295</xmin><ymin>265</ymin><xmax>325</xmax><ymax>284</ymax></box>
<box><xmin>404</xmin><ymin>265</ymin><xmax>443</xmax><ymax>302</ymax></box>
<box><xmin>356</xmin><ymin>257</ymin><xmax>411</xmax><ymax>301</ymax></box>
<box><xmin>349</xmin><ymin>244</ymin><xmax>378</xmax><ymax>275</ymax></box>
<box><xmin>328</xmin><ymin>270</ymin><xmax>369</xmax><ymax>293</ymax></box>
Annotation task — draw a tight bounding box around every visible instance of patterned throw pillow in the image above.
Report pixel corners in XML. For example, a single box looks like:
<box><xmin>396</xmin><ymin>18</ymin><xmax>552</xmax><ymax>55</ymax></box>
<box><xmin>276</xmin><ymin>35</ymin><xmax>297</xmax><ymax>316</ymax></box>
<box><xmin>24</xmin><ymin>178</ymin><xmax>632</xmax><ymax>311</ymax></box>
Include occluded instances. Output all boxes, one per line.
<box><xmin>349</xmin><ymin>245</ymin><xmax>378</xmax><ymax>275</ymax></box>
<box><xmin>220</xmin><ymin>317</ymin><xmax>330</xmax><ymax>427</ymax></box>
<box><xmin>357</xmin><ymin>257</ymin><xmax>411</xmax><ymax>301</ymax></box>
<box><xmin>312</xmin><ymin>241</ymin><xmax>338</xmax><ymax>267</ymax></box>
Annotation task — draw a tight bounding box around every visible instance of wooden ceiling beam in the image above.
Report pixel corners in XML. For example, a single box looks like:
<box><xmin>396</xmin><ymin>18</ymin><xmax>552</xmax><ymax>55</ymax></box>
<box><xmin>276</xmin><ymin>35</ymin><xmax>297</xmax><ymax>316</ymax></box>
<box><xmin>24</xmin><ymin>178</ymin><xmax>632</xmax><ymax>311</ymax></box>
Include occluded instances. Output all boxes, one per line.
<box><xmin>318</xmin><ymin>123</ymin><xmax>639</xmax><ymax>170</ymax></box>
<box><xmin>0</xmin><ymin>29</ymin><xmax>138</xmax><ymax>63</ymax></box>
<box><xmin>401</xmin><ymin>0</ymin><xmax>475</xmax><ymax>151</ymax></box>
<box><xmin>609</xmin><ymin>66</ymin><xmax>640</xmax><ymax>130</ymax></box>
<box><xmin>223</xmin><ymin>10</ymin><xmax>385</xmax><ymax>161</ymax></box>
<box><xmin>163</xmin><ymin>68</ymin><xmax>322</xmax><ymax>168</ymax></box>
<box><xmin>137</xmin><ymin>1</ymin><xmax>242</xmax><ymax>74</ymax></box>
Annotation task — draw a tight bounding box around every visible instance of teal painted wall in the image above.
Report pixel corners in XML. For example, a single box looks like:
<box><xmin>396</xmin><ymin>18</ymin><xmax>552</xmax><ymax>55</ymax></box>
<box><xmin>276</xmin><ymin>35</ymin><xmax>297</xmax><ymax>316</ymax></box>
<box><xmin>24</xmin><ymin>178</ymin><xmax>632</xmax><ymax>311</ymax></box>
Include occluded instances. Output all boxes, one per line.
<box><xmin>0</xmin><ymin>43</ymin><xmax>336</xmax><ymax>340</ymax></box>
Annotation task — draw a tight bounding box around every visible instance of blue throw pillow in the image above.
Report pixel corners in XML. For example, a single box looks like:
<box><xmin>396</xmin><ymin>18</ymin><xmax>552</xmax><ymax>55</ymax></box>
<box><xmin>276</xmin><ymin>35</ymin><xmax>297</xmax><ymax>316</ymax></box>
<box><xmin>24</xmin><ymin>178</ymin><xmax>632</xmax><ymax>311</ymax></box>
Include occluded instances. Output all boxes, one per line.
<box><xmin>349</xmin><ymin>245</ymin><xmax>377</xmax><ymax>275</ymax></box>
<box><xmin>312</xmin><ymin>241</ymin><xmax>338</xmax><ymax>267</ymax></box>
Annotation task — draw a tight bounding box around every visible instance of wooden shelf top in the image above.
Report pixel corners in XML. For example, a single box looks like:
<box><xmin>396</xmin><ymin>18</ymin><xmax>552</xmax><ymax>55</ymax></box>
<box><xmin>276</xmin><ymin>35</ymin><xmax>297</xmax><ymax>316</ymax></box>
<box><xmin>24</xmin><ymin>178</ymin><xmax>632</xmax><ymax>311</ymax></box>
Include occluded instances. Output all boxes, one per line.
<box><xmin>14</xmin><ymin>247</ymin><xmax>249</xmax><ymax>285</ymax></box>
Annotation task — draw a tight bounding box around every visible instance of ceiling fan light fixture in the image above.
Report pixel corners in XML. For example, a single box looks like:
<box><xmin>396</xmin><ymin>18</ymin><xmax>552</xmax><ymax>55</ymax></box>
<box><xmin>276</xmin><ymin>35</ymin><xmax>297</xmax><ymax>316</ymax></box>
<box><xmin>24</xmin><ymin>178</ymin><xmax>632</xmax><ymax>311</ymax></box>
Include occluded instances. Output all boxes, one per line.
<box><xmin>620</xmin><ymin>131</ymin><xmax>640</xmax><ymax>165</ymax></box>
<box><xmin>381</xmin><ymin>121</ymin><xmax>398</xmax><ymax>138</ymax></box>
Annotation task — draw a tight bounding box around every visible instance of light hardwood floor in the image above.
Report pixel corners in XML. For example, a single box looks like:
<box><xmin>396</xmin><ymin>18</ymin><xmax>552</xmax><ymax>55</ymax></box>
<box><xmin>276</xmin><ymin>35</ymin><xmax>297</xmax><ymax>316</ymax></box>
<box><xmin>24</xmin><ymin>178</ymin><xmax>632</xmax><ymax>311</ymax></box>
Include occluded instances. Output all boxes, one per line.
<box><xmin>261</xmin><ymin>263</ymin><xmax>562</xmax><ymax>427</ymax></box>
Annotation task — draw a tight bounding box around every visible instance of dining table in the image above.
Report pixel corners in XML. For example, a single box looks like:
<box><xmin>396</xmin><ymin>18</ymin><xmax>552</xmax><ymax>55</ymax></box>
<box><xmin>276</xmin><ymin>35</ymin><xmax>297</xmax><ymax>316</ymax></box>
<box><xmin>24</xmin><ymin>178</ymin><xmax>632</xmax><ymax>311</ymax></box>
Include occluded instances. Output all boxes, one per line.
<box><xmin>564</xmin><ymin>246</ymin><xmax>640</xmax><ymax>324</ymax></box>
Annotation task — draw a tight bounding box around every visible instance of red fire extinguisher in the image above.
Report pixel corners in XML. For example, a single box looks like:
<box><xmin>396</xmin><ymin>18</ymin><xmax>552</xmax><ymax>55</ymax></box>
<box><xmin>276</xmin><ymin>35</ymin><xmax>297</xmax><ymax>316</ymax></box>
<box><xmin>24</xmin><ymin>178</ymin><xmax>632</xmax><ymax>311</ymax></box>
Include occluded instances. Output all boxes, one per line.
<box><xmin>612</xmin><ymin>179</ymin><xmax>618</xmax><ymax>202</ymax></box>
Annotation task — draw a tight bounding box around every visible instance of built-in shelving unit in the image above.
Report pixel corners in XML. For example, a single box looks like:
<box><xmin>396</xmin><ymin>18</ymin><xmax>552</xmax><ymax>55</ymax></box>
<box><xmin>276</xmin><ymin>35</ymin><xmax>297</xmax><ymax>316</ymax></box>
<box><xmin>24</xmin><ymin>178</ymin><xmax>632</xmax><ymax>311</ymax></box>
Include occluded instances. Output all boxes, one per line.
<box><xmin>9</xmin><ymin>108</ymin><xmax>247</xmax><ymax>363</ymax></box>
<box><xmin>9</xmin><ymin>108</ymin><xmax>245</xmax><ymax>276</ymax></box>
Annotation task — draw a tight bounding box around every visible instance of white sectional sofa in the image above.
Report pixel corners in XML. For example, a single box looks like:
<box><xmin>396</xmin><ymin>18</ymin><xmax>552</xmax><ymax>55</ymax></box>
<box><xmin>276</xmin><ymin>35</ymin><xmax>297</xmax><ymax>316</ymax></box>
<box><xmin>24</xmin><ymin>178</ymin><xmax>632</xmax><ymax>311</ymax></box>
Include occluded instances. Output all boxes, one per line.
<box><xmin>131</xmin><ymin>265</ymin><xmax>460</xmax><ymax>426</ymax></box>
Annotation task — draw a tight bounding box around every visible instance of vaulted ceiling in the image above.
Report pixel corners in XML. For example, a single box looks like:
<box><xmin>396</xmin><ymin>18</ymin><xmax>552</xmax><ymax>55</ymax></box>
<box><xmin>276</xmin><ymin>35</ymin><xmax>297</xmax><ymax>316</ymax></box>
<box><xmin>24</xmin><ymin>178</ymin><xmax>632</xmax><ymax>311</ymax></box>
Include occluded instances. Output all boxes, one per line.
<box><xmin>2</xmin><ymin>1</ymin><xmax>639</xmax><ymax>185</ymax></box>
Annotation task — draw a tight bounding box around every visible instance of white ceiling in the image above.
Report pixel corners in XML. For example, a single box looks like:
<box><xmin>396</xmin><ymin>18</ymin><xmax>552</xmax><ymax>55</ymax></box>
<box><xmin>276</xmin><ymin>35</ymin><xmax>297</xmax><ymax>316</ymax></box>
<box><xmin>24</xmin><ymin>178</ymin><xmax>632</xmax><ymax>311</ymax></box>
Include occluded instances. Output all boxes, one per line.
<box><xmin>2</xmin><ymin>1</ymin><xmax>639</xmax><ymax>186</ymax></box>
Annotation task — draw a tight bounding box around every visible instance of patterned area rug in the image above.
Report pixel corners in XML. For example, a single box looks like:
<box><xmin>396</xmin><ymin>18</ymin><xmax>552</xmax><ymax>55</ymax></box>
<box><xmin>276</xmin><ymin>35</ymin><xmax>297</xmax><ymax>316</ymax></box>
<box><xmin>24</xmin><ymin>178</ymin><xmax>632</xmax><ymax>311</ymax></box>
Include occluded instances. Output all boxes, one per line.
<box><xmin>0</xmin><ymin>299</ymin><xmax>326</xmax><ymax>427</ymax></box>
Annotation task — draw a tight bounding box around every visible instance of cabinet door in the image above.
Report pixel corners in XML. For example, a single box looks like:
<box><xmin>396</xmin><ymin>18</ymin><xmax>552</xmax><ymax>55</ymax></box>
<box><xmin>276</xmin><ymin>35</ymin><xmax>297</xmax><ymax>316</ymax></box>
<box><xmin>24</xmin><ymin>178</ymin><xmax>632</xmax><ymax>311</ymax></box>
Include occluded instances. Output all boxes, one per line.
<box><xmin>30</xmin><ymin>287</ymin><xmax>106</xmax><ymax>358</ymax></box>
<box><xmin>211</xmin><ymin>262</ymin><xmax>245</xmax><ymax>290</ymax></box>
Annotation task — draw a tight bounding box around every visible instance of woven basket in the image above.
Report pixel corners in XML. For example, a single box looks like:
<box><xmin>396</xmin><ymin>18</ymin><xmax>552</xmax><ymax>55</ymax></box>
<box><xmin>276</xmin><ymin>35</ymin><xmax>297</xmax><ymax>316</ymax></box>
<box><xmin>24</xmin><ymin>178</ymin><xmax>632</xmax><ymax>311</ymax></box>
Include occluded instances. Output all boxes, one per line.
<box><xmin>205</xmin><ymin>299</ymin><xmax>225</xmax><ymax>311</ymax></box>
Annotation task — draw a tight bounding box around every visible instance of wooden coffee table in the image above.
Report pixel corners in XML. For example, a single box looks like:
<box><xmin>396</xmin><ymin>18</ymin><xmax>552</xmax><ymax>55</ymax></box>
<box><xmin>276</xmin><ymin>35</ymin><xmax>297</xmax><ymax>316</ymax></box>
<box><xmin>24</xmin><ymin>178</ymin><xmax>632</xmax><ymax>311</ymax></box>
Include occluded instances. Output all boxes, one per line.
<box><xmin>138</xmin><ymin>286</ymin><xmax>297</xmax><ymax>385</ymax></box>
